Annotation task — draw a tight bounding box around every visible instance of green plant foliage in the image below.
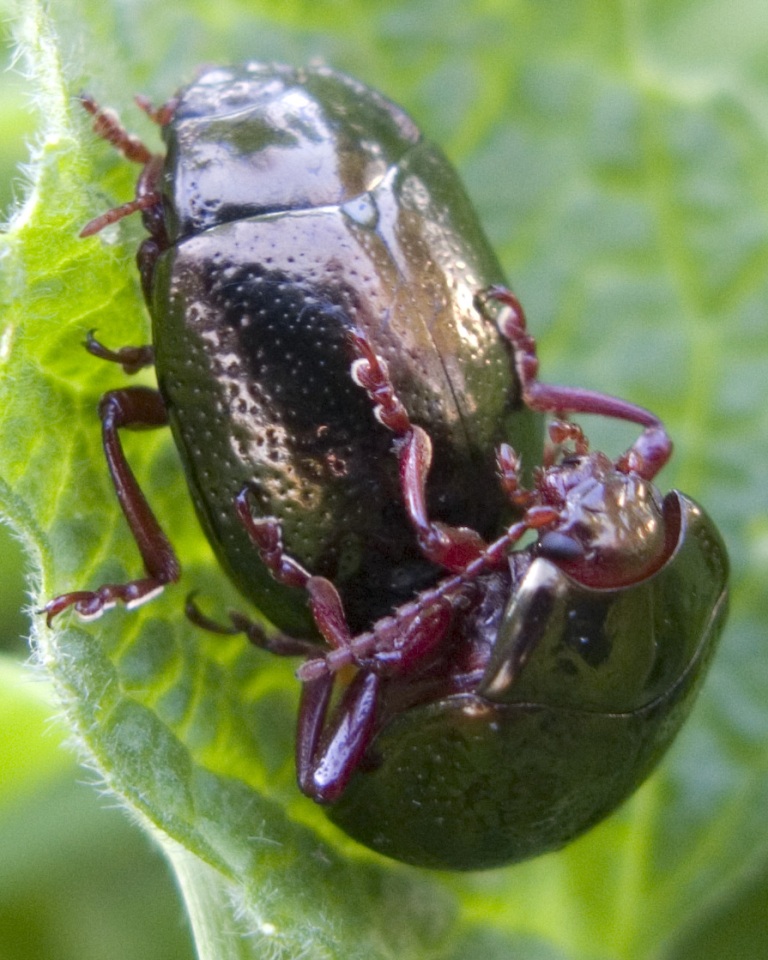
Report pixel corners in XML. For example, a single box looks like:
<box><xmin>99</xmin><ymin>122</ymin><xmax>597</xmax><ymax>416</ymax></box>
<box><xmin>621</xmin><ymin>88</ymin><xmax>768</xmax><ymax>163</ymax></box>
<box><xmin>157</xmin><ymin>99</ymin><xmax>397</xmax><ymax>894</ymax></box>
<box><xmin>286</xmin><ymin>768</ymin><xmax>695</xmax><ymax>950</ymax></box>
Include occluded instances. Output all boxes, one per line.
<box><xmin>1</xmin><ymin>1</ymin><xmax>767</xmax><ymax>958</ymax></box>
<box><xmin>0</xmin><ymin>657</ymin><xmax>195</xmax><ymax>960</ymax></box>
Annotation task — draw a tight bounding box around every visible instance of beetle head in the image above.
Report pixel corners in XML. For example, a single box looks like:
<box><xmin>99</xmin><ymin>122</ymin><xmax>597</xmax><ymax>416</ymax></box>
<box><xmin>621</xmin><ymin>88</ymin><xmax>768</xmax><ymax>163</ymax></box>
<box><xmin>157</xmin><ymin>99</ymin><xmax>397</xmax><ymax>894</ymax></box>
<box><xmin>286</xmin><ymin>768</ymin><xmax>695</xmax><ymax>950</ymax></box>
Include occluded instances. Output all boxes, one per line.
<box><xmin>533</xmin><ymin>451</ymin><xmax>670</xmax><ymax>589</ymax></box>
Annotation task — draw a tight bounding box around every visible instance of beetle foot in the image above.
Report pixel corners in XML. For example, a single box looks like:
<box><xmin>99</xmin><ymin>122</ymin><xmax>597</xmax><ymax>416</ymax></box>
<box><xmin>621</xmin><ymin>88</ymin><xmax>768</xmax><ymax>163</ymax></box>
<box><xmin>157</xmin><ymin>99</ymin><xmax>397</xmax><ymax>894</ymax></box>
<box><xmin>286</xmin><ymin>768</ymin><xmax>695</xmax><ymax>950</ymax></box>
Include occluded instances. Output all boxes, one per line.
<box><xmin>185</xmin><ymin>592</ymin><xmax>320</xmax><ymax>657</ymax></box>
<box><xmin>85</xmin><ymin>330</ymin><xmax>155</xmax><ymax>374</ymax></box>
<box><xmin>496</xmin><ymin>443</ymin><xmax>534</xmax><ymax>509</ymax></box>
<box><xmin>43</xmin><ymin>577</ymin><xmax>167</xmax><ymax>626</ymax></box>
<box><xmin>486</xmin><ymin>285</ymin><xmax>673</xmax><ymax>481</ymax></box>
<box><xmin>134</xmin><ymin>93</ymin><xmax>179</xmax><ymax>126</ymax></box>
<box><xmin>348</xmin><ymin>328</ymin><xmax>412</xmax><ymax>436</ymax></box>
<box><xmin>80</xmin><ymin>93</ymin><xmax>154</xmax><ymax>165</ymax></box>
<box><xmin>234</xmin><ymin>490</ymin><xmax>312</xmax><ymax>590</ymax></box>
<box><xmin>548</xmin><ymin>420</ymin><xmax>589</xmax><ymax>454</ymax></box>
<box><xmin>614</xmin><ymin>425</ymin><xmax>673</xmax><ymax>480</ymax></box>
<box><xmin>80</xmin><ymin>191</ymin><xmax>164</xmax><ymax>238</ymax></box>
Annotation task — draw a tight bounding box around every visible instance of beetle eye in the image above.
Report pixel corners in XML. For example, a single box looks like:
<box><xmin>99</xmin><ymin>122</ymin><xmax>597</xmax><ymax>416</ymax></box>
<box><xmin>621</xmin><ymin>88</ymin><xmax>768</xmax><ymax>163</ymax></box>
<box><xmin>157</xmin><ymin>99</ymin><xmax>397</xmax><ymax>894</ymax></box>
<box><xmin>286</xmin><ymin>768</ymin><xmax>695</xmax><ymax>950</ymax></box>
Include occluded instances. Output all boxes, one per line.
<box><xmin>537</xmin><ymin>531</ymin><xmax>585</xmax><ymax>562</ymax></box>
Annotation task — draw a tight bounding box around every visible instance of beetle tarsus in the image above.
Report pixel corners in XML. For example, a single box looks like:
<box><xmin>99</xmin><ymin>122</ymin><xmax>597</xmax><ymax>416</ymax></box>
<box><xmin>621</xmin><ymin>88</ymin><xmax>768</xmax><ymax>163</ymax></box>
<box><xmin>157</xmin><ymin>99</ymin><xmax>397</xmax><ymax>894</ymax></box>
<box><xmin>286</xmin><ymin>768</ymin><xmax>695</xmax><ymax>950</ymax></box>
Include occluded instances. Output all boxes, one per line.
<box><xmin>85</xmin><ymin>330</ymin><xmax>155</xmax><ymax>373</ymax></box>
<box><xmin>487</xmin><ymin>285</ymin><xmax>673</xmax><ymax>480</ymax></box>
<box><xmin>134</xmin><ymin>93</ymin><xmax>179</xmax><ymax>127</ymax></box>
<box><xmin>234</xmin><ymin>490</ymin><xmax>312</xmax><ymax>590</ymax></box>
<box><xmin>43</xmin><ymin>577</ymin><xmax>169</xmax><ymax>626</ymax></box>
<box><xmin>80</xmin><ymin>193</ymin><xmax>163</xmax><ymax>238</ymax></box>
<box><xmin>185</xmin><ymin>592</ymin><xmax>321</xmax><ymax>657</ymax></box>
<box><xmin>46</xmin><ymin>386</ymin><xmax>180</xmax><ymax>625</ymax></box>
<box><xmin>80</xmin><ymin>93</ymin><xmax>154</xmax><ymax>165</ymax></box>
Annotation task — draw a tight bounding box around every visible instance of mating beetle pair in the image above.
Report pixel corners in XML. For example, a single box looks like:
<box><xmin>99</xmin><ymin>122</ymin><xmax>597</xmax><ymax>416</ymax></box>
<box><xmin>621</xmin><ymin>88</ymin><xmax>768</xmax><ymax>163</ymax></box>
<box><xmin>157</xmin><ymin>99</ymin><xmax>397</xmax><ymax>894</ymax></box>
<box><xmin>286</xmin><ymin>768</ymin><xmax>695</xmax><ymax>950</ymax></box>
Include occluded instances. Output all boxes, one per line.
<box><xmin>46</xmin><ymin>64</ymin><xmax>728</xmax><ymax>870</ymax></box>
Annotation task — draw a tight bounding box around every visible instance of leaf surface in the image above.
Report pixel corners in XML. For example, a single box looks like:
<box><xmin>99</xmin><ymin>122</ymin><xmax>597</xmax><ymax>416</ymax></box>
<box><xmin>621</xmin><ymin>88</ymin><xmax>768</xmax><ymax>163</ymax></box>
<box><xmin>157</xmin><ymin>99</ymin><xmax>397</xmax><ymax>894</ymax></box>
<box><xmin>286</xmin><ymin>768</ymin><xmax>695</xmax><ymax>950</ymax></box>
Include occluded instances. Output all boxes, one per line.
<box><xmin>2</xmin><ymin>1</ymin><xmax>767</xmax><ymax>957</ymax></box>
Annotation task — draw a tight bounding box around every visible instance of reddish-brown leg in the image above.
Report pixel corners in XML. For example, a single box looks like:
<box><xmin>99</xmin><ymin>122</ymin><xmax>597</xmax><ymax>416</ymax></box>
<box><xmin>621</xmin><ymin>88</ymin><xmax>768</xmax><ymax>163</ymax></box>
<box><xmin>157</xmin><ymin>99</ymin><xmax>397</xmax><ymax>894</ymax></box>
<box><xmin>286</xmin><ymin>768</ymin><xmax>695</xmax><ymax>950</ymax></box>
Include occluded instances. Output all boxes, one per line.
<box><xmin>85</xmin><ymin>330</ymin><xmax>155</xmax><ymax>374</ymax></box>
<box><xmin>79</xmin><ymin>94</ymin><xmax>154</xmax><ymax>164</ymax></box>
<box><xmin>78</xmin><ymin>94</ymin><xmax>164</xmax><ymax>237</ymax></box>
<box><xmin>44</xmin><ymin>387</ymin><xmax>180</xmax><ymax>623</ymax></box>
<box><xmin>234</xmin><ymin>489</ymin><xmax>389</xmax><ymax>803</ymax></box>
<box><xmin>233</xmin><ymin>490</ymin><xmax>354</xmax><ymax>650</ymax></box>
<box><xmin>80</xmin><ymin>193</ymin><xmax>163</xmax><ymax>238</ymax></box>
<box><xmin>496</xmin><ymin>443</ymin><xmax>533</xmax><ymax>509</ymax></box>
<box><xmin>232</xmin><ymin>382</ymin><xmax>557</xmax><ymax>802</ymax></box>
<box><xmin>134</xmin><ymin>93</ymin><xmax>179</xmax><ymax>127</ymax></box>
<box><xmin>348</xmin><ymin>330</ymin><xmax>488</xmax><ymax>572</ymax></box>
<box><xmin>486</xmin><ymin>286</ymin><xmax>672</xmax><ymax>479</ymax></box>
<box><xmin>295</xmin><ymin>674</ymin><xmax>335</xmax><ymax>797</ymax></box>
<box><xmin>184</xmin><ymin>593</ymin><xmax>320</xmax><ymax>658</ymax></box>
<box><xmin>236</xmin><ymin>486</ymin><xmax>471</xmax><ymax>679</ymax></box>
<box><xmin>296</xmin><ymin>500</ymin><xmax>557</xmax><ymax>683</ymax></box>
<box><xmin>297</xmin><ymin>671</ymin><xmax>382</xmax><ymax>803</ymax></box>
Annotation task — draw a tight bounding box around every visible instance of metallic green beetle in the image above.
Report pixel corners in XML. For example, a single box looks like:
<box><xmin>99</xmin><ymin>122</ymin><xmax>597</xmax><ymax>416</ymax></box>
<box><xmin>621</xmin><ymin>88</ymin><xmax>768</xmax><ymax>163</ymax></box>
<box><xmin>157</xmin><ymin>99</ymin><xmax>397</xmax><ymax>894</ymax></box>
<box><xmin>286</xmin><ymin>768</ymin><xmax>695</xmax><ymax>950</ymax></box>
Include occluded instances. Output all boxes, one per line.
<box><xmin>47</xmin><ymin>65</ymin><xmax>728</xmax><ymax>870</ymax></box>
<box><xmin>46</xmin><ymin>63</ymin><xmax>540</xmax><ymax>635</ymax></box>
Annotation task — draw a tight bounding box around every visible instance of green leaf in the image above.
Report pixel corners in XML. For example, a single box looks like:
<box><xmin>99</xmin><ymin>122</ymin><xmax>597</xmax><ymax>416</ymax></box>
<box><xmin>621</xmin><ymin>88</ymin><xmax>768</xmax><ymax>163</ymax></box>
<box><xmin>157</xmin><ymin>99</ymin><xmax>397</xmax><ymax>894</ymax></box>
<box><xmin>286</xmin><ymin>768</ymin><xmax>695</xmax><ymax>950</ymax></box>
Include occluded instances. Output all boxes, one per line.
<box><xmin>2</xmin><ymin>0</ymin><xmax>767</xmax><ymax>958</ymax></box>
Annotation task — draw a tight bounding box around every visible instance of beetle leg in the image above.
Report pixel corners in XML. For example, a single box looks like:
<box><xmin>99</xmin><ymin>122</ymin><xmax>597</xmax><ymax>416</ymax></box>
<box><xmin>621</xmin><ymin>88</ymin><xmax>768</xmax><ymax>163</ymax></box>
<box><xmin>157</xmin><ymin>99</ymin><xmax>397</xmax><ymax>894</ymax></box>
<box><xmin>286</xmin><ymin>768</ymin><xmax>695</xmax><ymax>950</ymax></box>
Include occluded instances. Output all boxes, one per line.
<box><xmin>44</xmin><ymin>386</ymin><xmax>180</xmax><ymax>624</ymax></box>
<box><xmin>234</xmin><ymin>492</ymin><xmax>312</xmax><ymax>589</ymax></box>
<box><xmin>398</xmin><ymin>427</ymin><xmax>489</xmax><ymax>570</ymax></box>
<box><xmin>80</xmin><ymin>193</ymin><xmax>163</xmax><ymax>238</ymax></box>
<box><xmin>348</xmin><ymin>329</ymin><xmax>488</xmax><ymax>571</ymax></box>
<box><xmin>235</xmin><ymin>488</ymin><xmax>359</xmax><ymax>654</ymax></box>
<box><xmin>85</xmin><ymin>330</ymin><xmax>155</xmax><ymax>374</ymax></box>
<box><xmin>486</xmin><ymin>286</ymin><xmax>673</xmax><ymax>480</ymax></box>
<box><xmin>297</xmin><ymin>670</ymin><xmax>381</xmax><ymax>803</ymax></box>
<box><xmin>298</xmin><ymin>508</ymin><xmax>558</xmax><ymax>683</ymax></box>
<box><xmin>184</xmin><ymin>592</ymin><xmax>320</xmax><ymax>657</ymax></box>
<box><xmin>301</xmin><ymin>593</ymin><xmax>457</xmax><ymax>681</ymax></box>
<box><xmin>496</xmin><ymin>443</ymin><xmax>535</xmax><ymax>510</ymax></box>
<box><xmin>80</xmin><ymin>93</ymin><xmax>154</xmax><ymax>165</ymax></box>
<box><xmin>235</xmin><ymin>492</ymin><xmax>355</xmax><ymax>649</ymax></box>
<box><xmin>363</xmin><ymin>598</ymin><xmax>456</xmax><ymax>675</ymax></box>
<box><xmin>233</xmin><ymin>487</ymin><xmax>386</xmax><ymax>799</ymax></box>
<box><xmin>235</xmin><ymin>485</ymin><xmax>466</xmax><ymax>681</ymax></box>
<box><xmin>296</xmin><ymin>673</ymin><xmax>335</xmax><ymax>796</ymax></box>
<box><xmin>134</xmin><ymin>93</ymin><xmax>179</xmax><ymax>127</ymax></box>
<box><xmin>79</xmin><ymin>96</ymin><xmax>165</xmax><ymax>238</ymax></box>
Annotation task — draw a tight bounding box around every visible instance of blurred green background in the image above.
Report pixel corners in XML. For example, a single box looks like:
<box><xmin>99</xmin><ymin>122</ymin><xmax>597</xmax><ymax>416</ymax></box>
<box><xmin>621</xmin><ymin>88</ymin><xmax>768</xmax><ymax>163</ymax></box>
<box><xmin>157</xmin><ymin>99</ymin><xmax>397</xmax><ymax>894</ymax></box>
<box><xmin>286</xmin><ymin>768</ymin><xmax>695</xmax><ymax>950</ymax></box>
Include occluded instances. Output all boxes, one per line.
<box><xmin>0</xmin><ymin>15</ymin><xmax>195</xmax><ymax>960</ymax></box>
<box><xmin>1</xmin><ymin>1</ymin><xmax>768</xmax><ymax>958</ymax></box>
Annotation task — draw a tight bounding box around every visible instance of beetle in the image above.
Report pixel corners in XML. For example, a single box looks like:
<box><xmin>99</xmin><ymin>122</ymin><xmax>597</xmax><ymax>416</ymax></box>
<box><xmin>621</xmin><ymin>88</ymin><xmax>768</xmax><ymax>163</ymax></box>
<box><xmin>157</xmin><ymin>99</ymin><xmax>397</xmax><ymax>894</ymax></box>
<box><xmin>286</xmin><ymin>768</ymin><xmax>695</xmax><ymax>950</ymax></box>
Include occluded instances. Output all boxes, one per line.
<box><xmin>182</xmin><ymin>287</ymin><xmax>727</xmax><ymax>869</ymax></box>
<box><xmin>45</xmin><ymin>64</ymin><xmax>729</xmax><ymax>870</ymax></box>
<box><xmin>44</xmin><ymin>62</ymin><xmax>541</xmax><ymax>635</ymax></box>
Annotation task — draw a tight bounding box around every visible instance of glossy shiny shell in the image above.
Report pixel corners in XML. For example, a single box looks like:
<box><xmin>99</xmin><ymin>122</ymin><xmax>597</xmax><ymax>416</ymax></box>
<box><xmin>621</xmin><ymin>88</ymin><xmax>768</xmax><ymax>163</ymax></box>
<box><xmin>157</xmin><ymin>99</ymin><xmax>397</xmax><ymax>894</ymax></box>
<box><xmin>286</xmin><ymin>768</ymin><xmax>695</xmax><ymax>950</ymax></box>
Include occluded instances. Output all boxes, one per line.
<box><xmin>150</xmin><ymin>64</ymin><xmax>541</xmax><ymax>634</ymax></box>
<box><xmin>327</xmin><ymin>493</ymin><xmax>729</xmax><ymax>869</ymax></box>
